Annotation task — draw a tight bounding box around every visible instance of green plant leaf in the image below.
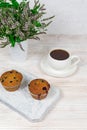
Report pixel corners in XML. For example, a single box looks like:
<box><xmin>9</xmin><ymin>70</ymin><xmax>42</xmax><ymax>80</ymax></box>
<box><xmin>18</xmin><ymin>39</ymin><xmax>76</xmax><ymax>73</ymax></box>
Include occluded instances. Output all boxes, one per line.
<box><xmin>9</xmin><ymin>35</ymin><xmax>15</xmax><ymax>47</ymax></box>
<box><xmin>15</xmin><ymin>37</ymin><xmax>21</xmax><ymax>43</ymax></box>
<box><xmin>33</xmin><ymin>21</ymin><xmax>41</xmax><ymax>27</ymax></box>
<box><xmin>9</xmin><ymin>0</ymin><xmax>19</xmax><ymax>8</ymax></box>
<box><xmin>31</xmin><ymin>9</ymin><xmax>38</xmax><ymax>14</ymax></box>
<box><xmin>0</xmin><ymin>2</ymin><xmax>13</xmax><ymax>8</ymax></box>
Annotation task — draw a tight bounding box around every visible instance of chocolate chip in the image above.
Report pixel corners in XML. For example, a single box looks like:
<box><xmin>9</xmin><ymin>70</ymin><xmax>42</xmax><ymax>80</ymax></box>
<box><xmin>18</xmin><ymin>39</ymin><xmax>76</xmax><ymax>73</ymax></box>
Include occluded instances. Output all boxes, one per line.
<box><xmin>1</xmin><ymin>79</ymin><xmax>4</xmax><ymax>83</ymax></box>
<box><xmin>10</xmin><ymin>81</ymin><xmax>13</xmax><ymax>83</ymax></box>
<box><xmin>41</xmin><ymin>80</ymin><xmax>44</xmax><ymax>82</ymax></box>
<box><xmin>14</xmin><ymin>77</ymin><xmax>16</xmax><ymax>79</ymax></box>
<box><xmin>10</xmin><ymin>71</ymin><xmax>12</xmax><ymax>73</ymax></box>
<box><xmin>16</xmin><ymin>80</ymin><xmax>18</xmax><ymax>82</ymax></box>
<box><xmin>42</xmin><ymin>87</ymin><xmax>47</xmax><ymax>90</ymax></box>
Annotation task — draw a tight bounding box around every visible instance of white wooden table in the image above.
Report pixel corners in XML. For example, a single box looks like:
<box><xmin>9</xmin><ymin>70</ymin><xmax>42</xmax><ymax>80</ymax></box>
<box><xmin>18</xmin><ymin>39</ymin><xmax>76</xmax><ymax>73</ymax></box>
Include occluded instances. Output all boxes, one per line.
<box><xmin>0</xmin><ymin>35</ymin><xmax>87</xmax><ymax>130</ymax></box>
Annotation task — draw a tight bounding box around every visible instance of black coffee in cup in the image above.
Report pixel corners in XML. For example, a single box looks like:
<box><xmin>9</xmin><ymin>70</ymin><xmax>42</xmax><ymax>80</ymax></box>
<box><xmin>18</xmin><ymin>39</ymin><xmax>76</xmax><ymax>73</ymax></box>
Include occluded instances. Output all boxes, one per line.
<box><xmin>50</xmin><ymin>49</ymin><xmax>69</xmax><ymax>60</ymax></box>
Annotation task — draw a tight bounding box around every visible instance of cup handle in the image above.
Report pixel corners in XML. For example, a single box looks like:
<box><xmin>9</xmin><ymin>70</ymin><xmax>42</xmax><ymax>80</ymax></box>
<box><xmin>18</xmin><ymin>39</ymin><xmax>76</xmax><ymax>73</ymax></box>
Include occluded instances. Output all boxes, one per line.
<box><xmin>71</xmin><ymin>55</ymin><xmax>80</xmax><ymax>66</ymax></box>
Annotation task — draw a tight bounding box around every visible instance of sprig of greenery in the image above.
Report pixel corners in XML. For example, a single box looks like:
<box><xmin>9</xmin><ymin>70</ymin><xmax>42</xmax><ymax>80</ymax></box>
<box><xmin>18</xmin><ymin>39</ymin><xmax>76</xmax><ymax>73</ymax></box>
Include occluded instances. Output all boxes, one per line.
<box><xmin>0</xmin><ymin>0</ymin><xmax>54</xmax><ymax>48</ymax></box>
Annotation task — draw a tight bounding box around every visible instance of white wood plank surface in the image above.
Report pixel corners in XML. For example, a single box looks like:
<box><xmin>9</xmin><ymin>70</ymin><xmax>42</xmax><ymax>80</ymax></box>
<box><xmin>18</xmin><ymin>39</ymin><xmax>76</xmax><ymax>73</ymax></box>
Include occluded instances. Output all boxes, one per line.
<box><xmin>0</xmin><ymin>35</ymin><xmax>87</xmax><ymax>130</ymax></box>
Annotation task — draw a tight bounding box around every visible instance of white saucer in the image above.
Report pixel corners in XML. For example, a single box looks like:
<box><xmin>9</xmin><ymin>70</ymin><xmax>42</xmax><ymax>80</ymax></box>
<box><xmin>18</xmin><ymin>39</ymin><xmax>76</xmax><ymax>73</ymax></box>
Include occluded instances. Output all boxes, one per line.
<box><xmin>40</xmin><ymin>57</ymin><xmax>78</xmax><ymax>78</ymax></box>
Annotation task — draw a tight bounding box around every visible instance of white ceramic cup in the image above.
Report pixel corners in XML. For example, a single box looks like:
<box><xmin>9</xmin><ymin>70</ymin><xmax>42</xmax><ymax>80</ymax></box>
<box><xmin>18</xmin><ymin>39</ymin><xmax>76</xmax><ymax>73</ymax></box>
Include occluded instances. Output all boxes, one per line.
<box><xmin>47</xmin><ymin>49</ymin><xmax>80</xmax><ymax>70</ymax></box>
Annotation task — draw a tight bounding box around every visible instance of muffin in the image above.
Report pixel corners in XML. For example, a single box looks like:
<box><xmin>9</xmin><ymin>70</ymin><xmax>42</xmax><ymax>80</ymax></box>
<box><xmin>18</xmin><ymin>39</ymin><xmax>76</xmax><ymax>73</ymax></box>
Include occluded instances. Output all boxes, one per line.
<box><xmin>0</xmin><ymin>70</ymin><xmax>23</xmax><ymax>91</ymax></box>
<box><xmin>28</xmin><ymin>79</ymin><xmax>50</xmax><ymax>100</ymax></box>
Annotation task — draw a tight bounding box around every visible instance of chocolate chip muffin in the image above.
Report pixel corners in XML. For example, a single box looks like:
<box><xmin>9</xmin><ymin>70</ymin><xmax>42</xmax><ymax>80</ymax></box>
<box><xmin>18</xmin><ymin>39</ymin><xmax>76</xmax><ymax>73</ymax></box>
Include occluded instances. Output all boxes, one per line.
<box><xmin>0</xmin><ymin>70</ymin><xmax>23</xmax><ymax>91</ymax></box>
<box><xmin>28</xmin><ymin>79</ymin><xmax>50</xmax><ymax>100</ymax></box>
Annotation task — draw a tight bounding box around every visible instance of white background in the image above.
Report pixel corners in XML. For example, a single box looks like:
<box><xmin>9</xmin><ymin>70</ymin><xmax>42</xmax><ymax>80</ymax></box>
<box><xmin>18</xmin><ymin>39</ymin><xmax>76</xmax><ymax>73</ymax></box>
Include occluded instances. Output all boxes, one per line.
<box><xmin>18</xmin><ymin>0</ymin><xmax>87</xmax><ymax>34</ymax></box>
